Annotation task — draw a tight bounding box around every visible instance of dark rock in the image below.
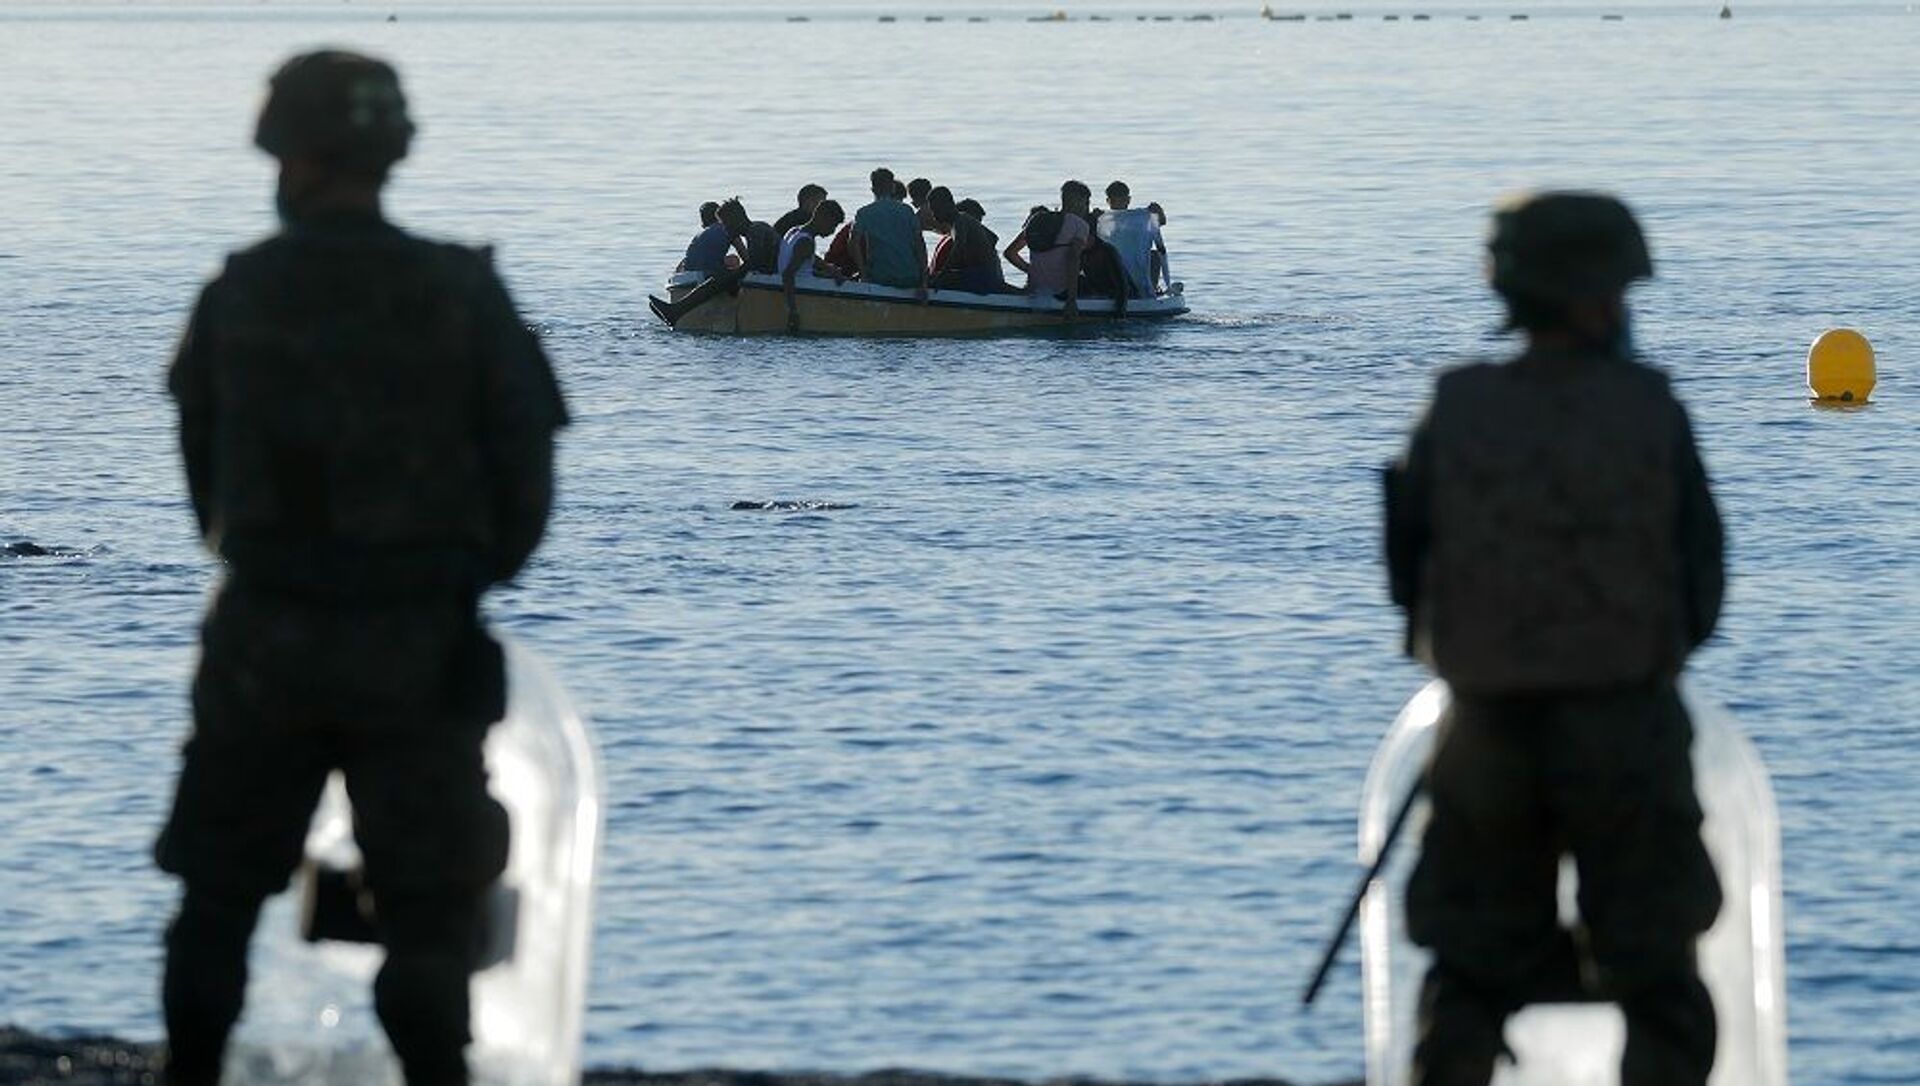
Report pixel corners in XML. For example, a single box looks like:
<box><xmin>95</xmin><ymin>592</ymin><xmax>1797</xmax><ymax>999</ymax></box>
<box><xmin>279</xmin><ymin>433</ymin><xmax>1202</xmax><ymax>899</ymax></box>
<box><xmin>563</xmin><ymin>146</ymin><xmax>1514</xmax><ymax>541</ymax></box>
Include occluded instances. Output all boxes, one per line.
<box><xmin>730</xmin><ymin>501</ymin><xmax>857</xmax><ymax>512</ymax></box>
<box><xmin>0</xmin><ymin>1027</ymin><xmax>1354</xmax><ymax>1086</ymax></box>
<box><xmin>3</xmin><ymin>542</ymin><xmax>86</xmax><ymax>558</ymax></box>
<box><xmin>0</xmin><ymin>1026</ymin><xmax>160</xmax><ymax>1084</ymax></box>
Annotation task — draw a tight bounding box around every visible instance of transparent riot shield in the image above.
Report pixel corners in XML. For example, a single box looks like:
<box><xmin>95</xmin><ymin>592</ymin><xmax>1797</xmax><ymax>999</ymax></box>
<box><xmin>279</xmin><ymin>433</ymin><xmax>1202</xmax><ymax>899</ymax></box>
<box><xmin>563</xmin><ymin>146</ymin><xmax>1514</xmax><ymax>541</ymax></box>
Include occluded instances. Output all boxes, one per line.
<box><xmin>1359</xmin><ymin>681</ymin><xmax>1787</xmax><ymax>1086</ymax></box>
<box><xmin>224</xmin><ymin>638</ymin><xmax>602</xmax><ymax>1086</ymax></box>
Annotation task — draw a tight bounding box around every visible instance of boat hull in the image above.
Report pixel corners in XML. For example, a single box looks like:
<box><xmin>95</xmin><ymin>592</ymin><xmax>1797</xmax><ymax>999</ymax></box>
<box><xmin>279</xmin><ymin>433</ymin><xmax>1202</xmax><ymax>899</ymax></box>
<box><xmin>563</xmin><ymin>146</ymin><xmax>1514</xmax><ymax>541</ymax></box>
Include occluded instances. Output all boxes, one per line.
<box><xmin>662</xmin><ymin>272</ymin><xmax>1187</xmax><ymax>336</ymax></box>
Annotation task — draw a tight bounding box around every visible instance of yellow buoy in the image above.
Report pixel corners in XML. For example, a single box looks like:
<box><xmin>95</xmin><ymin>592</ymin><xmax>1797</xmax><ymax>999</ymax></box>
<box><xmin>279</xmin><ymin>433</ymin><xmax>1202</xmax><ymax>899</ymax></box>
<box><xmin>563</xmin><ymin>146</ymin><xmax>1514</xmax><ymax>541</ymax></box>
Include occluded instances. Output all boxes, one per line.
<box><xmin>1807</xmin><ymin>328</ymin><xmax>1876</xmax><ymax>403</ymax></box>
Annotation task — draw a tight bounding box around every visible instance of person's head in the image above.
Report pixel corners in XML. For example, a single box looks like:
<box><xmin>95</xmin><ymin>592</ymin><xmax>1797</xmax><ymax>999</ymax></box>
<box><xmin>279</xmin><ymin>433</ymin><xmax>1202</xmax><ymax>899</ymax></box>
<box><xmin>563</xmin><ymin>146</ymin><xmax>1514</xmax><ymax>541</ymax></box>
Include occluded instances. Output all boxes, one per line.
<box><xmin>957</xmin><ymin>198</ymin><xmax>986</xmax><ymax>221</ymax></box>
<box><xmin>255</xmin><ymin>50</ymin><xmax>414</xmax><ymax>217</ymax></box>
<box><xmin>1060</xmin><ymin>179</ymin><xmax>1092</xmax><ymax>213</ymax></box>
<box><xmin>1146</xmin><ymin>201</ymin><xmax>1165</xmax><ymax>226</ymax></box>
<box><xmin>1105</xmin><ymin>180</ymin><xmax>1131</xmax><ymax>209</ymax></box>
<box><xmin>870</xmin><ymin>167</ymin><xmax>896</xmax><ymax>198</ymax></box>
<box><xmin>717</xmin><ymin>197</ymin><xmax>750</xmax><ymax>236</ymax></box>
<box><xmin>892</xmin><ymin>179</ymin><xmax>909</xmax><ymax>201</ymax></box>
<box><xmin>808</xmin><ymin>198</ymin><xmax>846</xmax><ymax>235</ymax></box>
<box><xmin>797</xmin><ymin>183</ymin><xmax>827</xmax><ymax>213</ymax></box>
<box><xmin>908</xmin><ymin>177</ymin><xmax>933</xmax><ymax>208</ymax></box>
<box><xmin>1486</xmin><ymin>191</ymin><xmax>1650</xmax><ymax>357</ymax></box>
<box><xmin>699</xmin><ymin>201</ymin><xmax>720</xmax><ymax>227</ymax></box>
<box><xmin>927</xmin><ymin>186</ymin><xmax>957</xmax><ymax>227</ymax></box>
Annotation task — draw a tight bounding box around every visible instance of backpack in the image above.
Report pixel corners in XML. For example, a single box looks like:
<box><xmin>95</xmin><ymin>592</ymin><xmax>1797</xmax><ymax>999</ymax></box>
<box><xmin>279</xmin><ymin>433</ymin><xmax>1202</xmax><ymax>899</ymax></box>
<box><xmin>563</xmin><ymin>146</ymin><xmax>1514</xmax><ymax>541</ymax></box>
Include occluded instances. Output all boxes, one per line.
<box><xmin>1025</xmin><ymin>210</ymin><xmax>1067</xmax><ymax>253</ymax></box>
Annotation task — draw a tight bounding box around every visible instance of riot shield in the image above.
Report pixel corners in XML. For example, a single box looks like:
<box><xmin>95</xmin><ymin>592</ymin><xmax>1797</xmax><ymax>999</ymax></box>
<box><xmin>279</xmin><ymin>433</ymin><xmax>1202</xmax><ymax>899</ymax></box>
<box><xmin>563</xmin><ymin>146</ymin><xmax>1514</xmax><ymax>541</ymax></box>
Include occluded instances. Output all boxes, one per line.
<box><xmin>1358</xmin><ymin>681</ymin><xmax>1787</xmax><ymax>1086</ymax></box>
<box><xmin>224</xmin><ymin>639</ymin><xmax>601</xmax><ymax>1086</ymax></box>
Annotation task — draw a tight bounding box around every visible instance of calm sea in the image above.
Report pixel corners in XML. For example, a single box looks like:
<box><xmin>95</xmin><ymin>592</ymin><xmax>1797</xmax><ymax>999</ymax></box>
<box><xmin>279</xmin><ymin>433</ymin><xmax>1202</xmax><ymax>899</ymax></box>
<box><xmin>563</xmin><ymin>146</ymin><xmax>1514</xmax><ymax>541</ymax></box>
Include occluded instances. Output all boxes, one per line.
<box><xmin>2</xmin><ymin>2</ymin><xmax>1917</xmax><ymax>1083</ymax></box>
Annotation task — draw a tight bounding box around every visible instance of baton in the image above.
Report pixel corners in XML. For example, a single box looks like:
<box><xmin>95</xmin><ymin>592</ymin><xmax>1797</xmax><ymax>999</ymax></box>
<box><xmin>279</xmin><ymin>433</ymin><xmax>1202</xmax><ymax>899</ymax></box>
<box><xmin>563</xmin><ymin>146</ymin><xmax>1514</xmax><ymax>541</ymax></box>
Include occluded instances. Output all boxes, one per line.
<box><xmin>1300</xmin><ymin>778</ymin><xmax>1425</xmax><ymax>1007</ymax></box>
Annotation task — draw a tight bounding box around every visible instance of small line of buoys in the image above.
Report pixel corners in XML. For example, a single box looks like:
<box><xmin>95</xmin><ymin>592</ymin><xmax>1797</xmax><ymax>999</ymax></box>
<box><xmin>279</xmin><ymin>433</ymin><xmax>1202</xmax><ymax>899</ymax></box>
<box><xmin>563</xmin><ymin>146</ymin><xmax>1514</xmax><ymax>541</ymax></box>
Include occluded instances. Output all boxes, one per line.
<box><xmin>787</xmin><ymin>15</ymin><xmax>809</xmax><ymax>22</ymax></box>
<box><xmin>847</xmin><ymin>9</ymin><xmax>1661</xmax><ymax>27</ymax></box>
<box><xmin>1808</xmin><ymin>329</ymin><xmax>1877</xmax><ymax>405</ymax></box>
<box><xmin>1245</xmin><ymin>10</ymin><xmax>1640</xmax><ymax>25</ymax></box>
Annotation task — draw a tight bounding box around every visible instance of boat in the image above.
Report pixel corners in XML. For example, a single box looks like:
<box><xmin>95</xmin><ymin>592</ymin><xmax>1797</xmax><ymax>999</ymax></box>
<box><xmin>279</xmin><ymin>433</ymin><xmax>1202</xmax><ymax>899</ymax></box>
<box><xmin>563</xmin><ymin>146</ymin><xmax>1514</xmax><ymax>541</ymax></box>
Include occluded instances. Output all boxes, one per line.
<box><xmin>655</xmin><ymin>270</ymin><xmax>1189</xmax><ymax>336</ymax></box>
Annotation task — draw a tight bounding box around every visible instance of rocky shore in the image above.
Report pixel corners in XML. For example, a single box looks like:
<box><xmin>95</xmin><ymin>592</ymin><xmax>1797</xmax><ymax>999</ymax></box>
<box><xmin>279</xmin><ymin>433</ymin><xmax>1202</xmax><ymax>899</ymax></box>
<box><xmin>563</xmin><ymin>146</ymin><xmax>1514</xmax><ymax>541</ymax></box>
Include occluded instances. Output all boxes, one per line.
<box><xmin>0</xmin><ymin>1028</ymin><xmax>1347</xmax><ymax>1086</ymax></box>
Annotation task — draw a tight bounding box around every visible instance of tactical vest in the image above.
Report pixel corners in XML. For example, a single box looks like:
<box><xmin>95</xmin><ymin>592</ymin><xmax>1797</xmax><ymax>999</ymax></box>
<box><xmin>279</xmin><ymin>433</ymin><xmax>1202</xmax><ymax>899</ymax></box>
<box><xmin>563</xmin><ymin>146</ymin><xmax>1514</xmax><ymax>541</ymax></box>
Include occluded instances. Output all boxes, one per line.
<box><xmin>198</xmin><ymin>221</ymin><xmax>506</xmax><ymax>596</ymax></box>
<box><xmin>1417</xmin><ymin>351</ymin><xmax>1690</xmax><ymax>692</ymax></box>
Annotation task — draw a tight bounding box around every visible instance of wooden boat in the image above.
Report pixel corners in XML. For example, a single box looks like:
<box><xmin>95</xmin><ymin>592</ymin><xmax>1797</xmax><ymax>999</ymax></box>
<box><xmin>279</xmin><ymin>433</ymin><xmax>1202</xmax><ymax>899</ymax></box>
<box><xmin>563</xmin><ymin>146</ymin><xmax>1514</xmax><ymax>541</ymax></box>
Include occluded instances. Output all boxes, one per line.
<box><xmin>657</xmin><ymin>271</ymin><xmax>1189</xmax><ymax>336</ymax></box>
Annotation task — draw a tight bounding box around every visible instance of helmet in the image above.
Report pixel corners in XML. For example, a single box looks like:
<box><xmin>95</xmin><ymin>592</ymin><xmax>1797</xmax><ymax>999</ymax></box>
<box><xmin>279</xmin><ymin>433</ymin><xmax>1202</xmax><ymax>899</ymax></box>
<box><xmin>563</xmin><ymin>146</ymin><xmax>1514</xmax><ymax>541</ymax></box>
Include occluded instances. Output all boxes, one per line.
<box><xmin>254</xmin><ymin>50</ymin><xmax>414</xmax><ymax>172</ymax></box>
<box><xmin>1486</xmin><ymin>191</ymin><xmax>1652</xmax><ymax>305</ymax></box>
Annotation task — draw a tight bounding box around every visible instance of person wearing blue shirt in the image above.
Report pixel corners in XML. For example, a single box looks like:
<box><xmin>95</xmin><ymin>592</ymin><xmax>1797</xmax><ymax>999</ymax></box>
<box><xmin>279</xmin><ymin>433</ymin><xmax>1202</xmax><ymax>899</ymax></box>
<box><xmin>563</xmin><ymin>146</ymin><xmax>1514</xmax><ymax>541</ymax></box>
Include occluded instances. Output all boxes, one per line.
<box><xmin>850</xmin><ymin>167</ymin><xmax>928</xmax><ymax>297</ymax></box>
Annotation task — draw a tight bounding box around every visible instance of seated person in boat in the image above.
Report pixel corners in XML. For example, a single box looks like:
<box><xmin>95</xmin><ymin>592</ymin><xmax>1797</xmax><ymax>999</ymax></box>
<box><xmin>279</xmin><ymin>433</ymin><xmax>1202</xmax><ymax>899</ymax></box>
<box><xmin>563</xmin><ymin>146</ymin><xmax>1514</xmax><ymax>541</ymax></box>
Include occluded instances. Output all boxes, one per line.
<box><xmin>647</xmin><ymin>199</ymin><xmax>781</xmax><ymax>327</ymax></box>
<box><xmin>1067</xmin><ymin>184</ymin><xmax>1130</xmax><ymax>314</ymax></box>
<box><xmin>1095</xmin><ymin>180</ymin><xmax>1170</xmax><ymax>299</ymax></box>
<box><xmin>677</xmin><ymin>200</ymin><xmax>744</xmax><ymax>275</ymax></box>
<box><xmin>926</xmin><ymin>186</ymin><xmax>1009</xmax><ymax>295</ymax></box>
<box><xmin>819</xmin><ymin>177</ymin><xmax>914</xmax><ymax>285</ymax></box>
<box><xmin>907</xmin><ymin>176</ymin><xmax>938</xmax><ymax>231</ymax></box>
<box><xmin>851</xmin><ymin>167</ymin><xmax>929</xmax><ymax>298</ymax></box>
<box><xmin>823</xmin><ymin>220</ymin><xmax>859</xmax><ymax>281</ymax></box>
<box><xmin>930</xmin><ymin>197</ymin><xmax>989</xmax><ymax>276</ymax></box>
<box><xmin>1003</xmin><ymin>181</ymin><xmax>1093</xmax><ymax>318</ymax></box>
<box><xmin>1145</xmin><ymin>201</ymin><xmax>1172</xmax><ymax>294</ymax></box>
<box><xmin>780</xmin><ymin>199</ymin><xmax>847</xmax><ymax>332</ymax></box>
<box><xmin>773</xmin><ymin>183</ymin><xmax>828</xmax><ymax>237</ymax></box>
<box><xmin>720</xmin><ymin>197</ymin><xmax>782</xmax><ymax>275</ymax></box>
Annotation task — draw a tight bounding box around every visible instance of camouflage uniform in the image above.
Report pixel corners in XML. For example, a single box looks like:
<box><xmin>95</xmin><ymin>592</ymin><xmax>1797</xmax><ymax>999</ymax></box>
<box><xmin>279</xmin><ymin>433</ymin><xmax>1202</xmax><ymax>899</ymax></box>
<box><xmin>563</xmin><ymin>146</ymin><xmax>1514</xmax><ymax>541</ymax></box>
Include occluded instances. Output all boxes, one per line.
<box><xmin>154</xmin><ymin>52</ymin><xmax>566</xmax><ymax>1086</ymax></box>
<box><xmin>1383</xmin><ymin>194</ymin><xmax>1726</xmax><ymax>1086</ymax></box>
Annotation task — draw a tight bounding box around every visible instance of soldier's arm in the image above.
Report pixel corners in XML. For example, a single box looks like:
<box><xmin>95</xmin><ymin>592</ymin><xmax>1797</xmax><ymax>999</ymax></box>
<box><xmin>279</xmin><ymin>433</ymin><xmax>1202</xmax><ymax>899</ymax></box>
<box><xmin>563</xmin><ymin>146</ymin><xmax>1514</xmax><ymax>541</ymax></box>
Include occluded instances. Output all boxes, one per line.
<box><xmin>167</xmin><ymin>284</ymin><xmax>218</xmax><ymax>544</ymax></box>
<box><xmin>1383</xmin><ymin>406</ymin><xmax>1434</xmax><ymax>619</ymax></box>
<box><xmin>1674</xmin><ymin>403</ymin><xmax>1725</xmax><ymax>648</ymax></box>
<box><xmin>472</xmin><ymin>256</ymin><xmax>569</xmax><ymax>585</ymax></box>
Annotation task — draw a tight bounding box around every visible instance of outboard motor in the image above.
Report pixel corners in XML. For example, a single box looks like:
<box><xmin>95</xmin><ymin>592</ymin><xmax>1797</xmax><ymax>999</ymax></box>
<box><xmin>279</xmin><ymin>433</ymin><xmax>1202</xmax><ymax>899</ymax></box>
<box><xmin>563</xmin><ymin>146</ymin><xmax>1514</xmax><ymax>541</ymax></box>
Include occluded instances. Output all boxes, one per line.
<box><xmin>224</xmin><ymin>640</ymin><xmax>602</xmax><ymax>1086</ymax></box>
<box><xmin>1359</xmin><ymin>682</ymin><xmax>1788</xmax><ymax>1086</ymax></box>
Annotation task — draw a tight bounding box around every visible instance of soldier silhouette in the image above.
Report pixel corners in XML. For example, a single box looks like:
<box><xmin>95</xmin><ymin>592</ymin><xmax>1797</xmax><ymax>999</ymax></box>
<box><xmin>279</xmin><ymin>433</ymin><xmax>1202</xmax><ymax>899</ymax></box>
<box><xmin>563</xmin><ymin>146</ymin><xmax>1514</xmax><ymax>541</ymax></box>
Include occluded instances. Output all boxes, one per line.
<box><xmin>1385</xmin><ymin>192</ymin><xmax>1726</xmax><ymax>1086</ymax></box>
<box><xmin>155</xmin><ymin>50</ymin><xmax>567</xmax><ymax>1086</ymax></box>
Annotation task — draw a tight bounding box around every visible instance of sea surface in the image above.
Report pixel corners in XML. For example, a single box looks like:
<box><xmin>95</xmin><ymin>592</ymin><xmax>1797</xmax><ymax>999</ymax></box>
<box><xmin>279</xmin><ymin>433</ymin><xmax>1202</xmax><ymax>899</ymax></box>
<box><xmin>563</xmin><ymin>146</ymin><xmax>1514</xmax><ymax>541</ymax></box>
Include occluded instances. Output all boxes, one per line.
<box><xmin>2</xmin><ymin>2</ymin><xmax>1918</xmax><ymax>1083</ymax></box>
